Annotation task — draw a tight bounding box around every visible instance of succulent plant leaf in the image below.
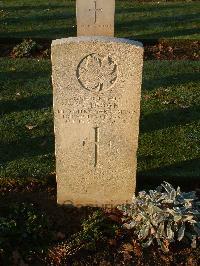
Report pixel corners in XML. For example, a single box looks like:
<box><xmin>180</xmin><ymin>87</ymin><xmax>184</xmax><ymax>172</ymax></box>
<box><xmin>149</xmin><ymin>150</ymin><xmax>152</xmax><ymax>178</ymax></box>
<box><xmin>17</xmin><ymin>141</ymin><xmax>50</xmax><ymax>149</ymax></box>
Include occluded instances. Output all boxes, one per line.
<box><xmin>178</xmin><ymin>224</ymin><xmax>185</xmax><ymax>241</ymax></box>
<box><xmin>118</xmin><ymin>182</ymin><xmax>200</xmax><ymax>252</ymax></box>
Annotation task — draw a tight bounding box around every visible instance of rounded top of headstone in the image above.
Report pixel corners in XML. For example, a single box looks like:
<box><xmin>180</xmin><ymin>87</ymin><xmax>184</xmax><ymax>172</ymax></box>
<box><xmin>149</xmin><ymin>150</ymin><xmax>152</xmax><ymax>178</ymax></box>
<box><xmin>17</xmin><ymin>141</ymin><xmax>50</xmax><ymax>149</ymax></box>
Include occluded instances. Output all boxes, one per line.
<box><xmin>52</xmin><ymin>36</ymin><xmax>143</xmax><ymax>48</ymax></box>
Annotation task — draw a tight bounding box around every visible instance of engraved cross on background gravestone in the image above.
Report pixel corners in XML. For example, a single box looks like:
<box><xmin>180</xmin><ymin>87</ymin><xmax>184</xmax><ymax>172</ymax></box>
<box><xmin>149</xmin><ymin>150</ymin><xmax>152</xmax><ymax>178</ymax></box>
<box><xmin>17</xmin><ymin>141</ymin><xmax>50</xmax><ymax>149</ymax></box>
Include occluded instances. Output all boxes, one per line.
<box><xmin>76</xmin><ymin>0</ymin><xmax>115</xmax><ymax>37</ymax></box>
<box><xmin>89</xmin><ymin>1</ymin><xmax>103</xmax><ymax>24</ymax></box>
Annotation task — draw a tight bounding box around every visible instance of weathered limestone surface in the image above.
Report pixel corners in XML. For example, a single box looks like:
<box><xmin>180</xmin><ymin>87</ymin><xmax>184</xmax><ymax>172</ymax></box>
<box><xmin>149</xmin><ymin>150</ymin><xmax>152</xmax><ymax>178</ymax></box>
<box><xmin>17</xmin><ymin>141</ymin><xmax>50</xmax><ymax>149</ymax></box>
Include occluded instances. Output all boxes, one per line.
<box><xmin>52</xmin><ymin>37</ymin><xmax>143</xmax><ymax>206</ymax></box>
<box><xmin>76</xmin><ymin>0</ymin><xmax>115</xmax><ymax>37</ymax></box>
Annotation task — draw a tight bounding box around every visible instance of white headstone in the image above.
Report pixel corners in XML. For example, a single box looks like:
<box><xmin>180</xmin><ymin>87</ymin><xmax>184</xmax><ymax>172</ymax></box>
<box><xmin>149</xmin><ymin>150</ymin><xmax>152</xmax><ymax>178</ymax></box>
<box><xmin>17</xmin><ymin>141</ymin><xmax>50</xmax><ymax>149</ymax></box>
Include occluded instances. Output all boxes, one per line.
<box><xmin>52</xmin><ymin>37</ymin><xmax>143</xmax><ymax>206</ymax></box>
<box><xmin>76</xmin><ymin>0</ymin><xmax>115</xmax><ymax>37</ymax></box>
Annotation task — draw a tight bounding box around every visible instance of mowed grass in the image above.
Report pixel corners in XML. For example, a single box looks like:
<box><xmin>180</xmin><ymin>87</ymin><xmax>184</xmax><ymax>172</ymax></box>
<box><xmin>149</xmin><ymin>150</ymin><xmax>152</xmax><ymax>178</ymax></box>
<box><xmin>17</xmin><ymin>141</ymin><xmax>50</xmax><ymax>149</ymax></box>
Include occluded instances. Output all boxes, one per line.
<box><xmin>0</xmin><ymin>0</ymin><xmax>199</xmax><ymax>40</ymax></box>
<box><xmin>0</xmin><ymin>59</ymin><xmax>54</xmax><ymax>179</ymax></box>
<box><xmin>0</xmin><ymin>59</ymin><xmax>199</xmax><ymax>184</ymax></box>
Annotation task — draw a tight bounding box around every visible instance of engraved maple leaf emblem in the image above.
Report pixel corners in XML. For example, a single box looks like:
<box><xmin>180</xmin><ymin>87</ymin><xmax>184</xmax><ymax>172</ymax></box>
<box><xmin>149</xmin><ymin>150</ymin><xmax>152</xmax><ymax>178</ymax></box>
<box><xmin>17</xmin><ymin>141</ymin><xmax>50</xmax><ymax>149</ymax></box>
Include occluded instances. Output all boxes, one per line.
<box><xmin>77</xmin><ymin>54</ymin><xmax>117</xmax><ymax>92</ymax></box>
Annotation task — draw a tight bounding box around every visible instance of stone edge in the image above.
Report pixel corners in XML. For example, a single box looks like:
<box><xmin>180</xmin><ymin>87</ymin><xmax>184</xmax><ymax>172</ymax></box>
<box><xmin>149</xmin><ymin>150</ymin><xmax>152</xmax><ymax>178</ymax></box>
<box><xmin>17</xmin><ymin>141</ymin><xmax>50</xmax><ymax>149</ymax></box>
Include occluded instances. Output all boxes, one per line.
<box><xmin>51</xmin><ymin>36</ymin><xmax>143</xmax><ymax>48</ymax></box>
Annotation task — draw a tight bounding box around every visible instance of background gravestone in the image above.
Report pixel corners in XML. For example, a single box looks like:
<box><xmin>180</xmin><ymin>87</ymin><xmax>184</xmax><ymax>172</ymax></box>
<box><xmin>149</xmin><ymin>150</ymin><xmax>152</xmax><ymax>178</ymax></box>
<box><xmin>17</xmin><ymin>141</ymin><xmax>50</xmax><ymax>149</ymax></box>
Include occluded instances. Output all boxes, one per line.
<box><xmin>76</xmin><ymin>0</ymin><xmax>115</xmax><ymax>37</ymax></box>
<box><xmin>52</xmin><ymin>37</ymin><xmax>143</xmax><ymax>206</ymax></box>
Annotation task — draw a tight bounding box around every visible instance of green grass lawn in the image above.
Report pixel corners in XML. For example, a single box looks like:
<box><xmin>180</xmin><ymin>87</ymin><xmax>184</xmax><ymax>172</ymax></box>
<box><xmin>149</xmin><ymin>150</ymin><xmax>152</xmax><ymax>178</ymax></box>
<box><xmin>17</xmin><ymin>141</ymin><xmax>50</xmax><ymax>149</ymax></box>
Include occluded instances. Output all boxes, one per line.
<box><xmin>0</xmin><ymin>58</ymin><xmax>199</xmax><ymax>184</ymax></box>
<box><xmin>0</xmin><ymin>0</ymin><xmax>199</xmax><ymax>40</ymax></box>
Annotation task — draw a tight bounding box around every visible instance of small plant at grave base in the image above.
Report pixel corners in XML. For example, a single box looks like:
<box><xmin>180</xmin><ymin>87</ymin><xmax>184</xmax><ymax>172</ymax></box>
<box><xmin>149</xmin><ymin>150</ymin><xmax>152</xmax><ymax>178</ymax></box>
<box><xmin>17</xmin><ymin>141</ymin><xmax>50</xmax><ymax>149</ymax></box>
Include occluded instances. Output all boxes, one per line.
<box><xmin>41</xmin><ymin>48</ymin><xmax>50</xmax><ymax>58</ymax></box>
<box><xmin>11</xmin><ymin>39</ymin><xmax>39</xmax><ymax>58</ymax></box>
<box><xmin>118</xmin><ymin>182</ymin><xmax>200</xmax><ymax>252</ymax></box>
<box><xmin>47</xmin><ymin>210</ymin><xmax>119</xmax><ymax>265</ymax></box>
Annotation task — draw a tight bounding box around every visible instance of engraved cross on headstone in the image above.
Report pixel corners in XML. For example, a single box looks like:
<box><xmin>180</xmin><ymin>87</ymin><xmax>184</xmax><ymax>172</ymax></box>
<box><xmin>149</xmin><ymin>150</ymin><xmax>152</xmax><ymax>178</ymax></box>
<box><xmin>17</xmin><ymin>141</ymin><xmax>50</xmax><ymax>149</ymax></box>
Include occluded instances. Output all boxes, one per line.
<box><xmin>89</xmin><ymin>1</ymin><xmax>103</xmax><ymax>24</ymax></box>
<box><xmin>76</xmin><ymin>0</ymin><xmax>115</xmax><ymax>37</ymax></box>
<box><xmin>94</xmin><ymin>127</ymin><xmax>99</xmax><ymax>167</ymax></box>
<box><xmin>83</xmin><ymin>127</ymin><xmax>100</xmax><ymax>167</ymax></box>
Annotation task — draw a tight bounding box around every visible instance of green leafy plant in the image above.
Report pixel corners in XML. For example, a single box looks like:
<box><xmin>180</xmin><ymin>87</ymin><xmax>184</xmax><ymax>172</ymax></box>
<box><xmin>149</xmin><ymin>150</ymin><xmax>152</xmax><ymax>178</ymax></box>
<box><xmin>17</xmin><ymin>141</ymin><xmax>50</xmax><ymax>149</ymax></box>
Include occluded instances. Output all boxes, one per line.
<box><xmin>46</xmin><ymin>210</ymin><xmax>119</xmax><ymax>265</ymax></box>
<box><xmin>11</xmin><ymin>39</ymin><xmax>38</xmax><ymax>58</ymax></box>
<box><xmin>118</xmin><ymin>182</ymin><xmax>200</xmax><ymax>252</ymax></box>
<box><xmin>0</xmin><ymin>203</ymin><xmax>50</xmax><ymax>249</ymax></box>
<box><xmin>80</xmin><ymin>210</ymin><xmax>118</xmax><ymax>245</ymax></box>
<box><xmin>0</xmin><ymin>217</ymin><xmax>17</xmax><ymax>245</ymax></box>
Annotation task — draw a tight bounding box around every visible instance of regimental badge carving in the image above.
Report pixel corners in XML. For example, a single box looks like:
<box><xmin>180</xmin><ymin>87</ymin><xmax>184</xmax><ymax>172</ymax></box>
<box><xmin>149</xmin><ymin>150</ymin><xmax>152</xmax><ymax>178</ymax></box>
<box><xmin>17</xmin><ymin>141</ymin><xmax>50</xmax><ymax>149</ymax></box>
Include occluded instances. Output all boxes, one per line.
<box><xmin>76</xmin><ymin>54</ymin><xmax>117</xmax><ymax>92</ymax></box>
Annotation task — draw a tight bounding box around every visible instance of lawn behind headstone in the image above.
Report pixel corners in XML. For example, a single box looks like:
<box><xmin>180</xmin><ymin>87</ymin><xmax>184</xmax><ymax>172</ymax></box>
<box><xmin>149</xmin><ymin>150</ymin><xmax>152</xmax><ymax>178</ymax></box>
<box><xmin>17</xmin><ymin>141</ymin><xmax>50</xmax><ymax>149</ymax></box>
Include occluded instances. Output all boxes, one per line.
<box><xmin>0</xmin><ymin>0</ymin><xmax>199</xmax><ymax>40</ymax></box>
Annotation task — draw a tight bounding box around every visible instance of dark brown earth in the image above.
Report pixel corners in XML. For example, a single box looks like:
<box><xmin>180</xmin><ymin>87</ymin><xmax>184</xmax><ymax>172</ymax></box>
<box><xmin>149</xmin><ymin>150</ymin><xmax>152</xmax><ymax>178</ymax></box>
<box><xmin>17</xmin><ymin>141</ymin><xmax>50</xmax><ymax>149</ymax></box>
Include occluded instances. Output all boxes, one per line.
<box><xmin>0</xmin><ymin>39</ymin><xmax>199</xmax><ymax>60</ymax></box>
<box><xmin>0</xmin><ymin>179</ymin><xmax>199</xmax><ymax>265</ymax></box>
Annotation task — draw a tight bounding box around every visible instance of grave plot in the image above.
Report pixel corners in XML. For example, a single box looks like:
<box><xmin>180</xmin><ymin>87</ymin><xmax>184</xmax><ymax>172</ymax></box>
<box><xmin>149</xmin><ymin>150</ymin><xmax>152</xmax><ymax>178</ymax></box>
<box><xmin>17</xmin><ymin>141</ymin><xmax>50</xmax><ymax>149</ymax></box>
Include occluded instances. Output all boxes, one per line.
<box><xmin>0</xmin><ymin>0</ymin><xmax>199</xmax><ymax>264</ymax></box>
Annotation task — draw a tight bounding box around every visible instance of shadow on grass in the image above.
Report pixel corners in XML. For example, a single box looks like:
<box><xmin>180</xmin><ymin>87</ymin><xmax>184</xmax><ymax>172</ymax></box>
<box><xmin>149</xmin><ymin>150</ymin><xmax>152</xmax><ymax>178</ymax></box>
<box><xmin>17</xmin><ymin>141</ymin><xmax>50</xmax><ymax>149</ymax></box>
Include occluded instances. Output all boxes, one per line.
<box><xmin>0</xmin><ymin>13</ymin><xmax>75</xmax><ymax>24</ymax></box>
<box><xmin>3</xmin><ymin>4</ymin><xmax>72</xmax><ymax>12</ymax></box>
<box><xmin>0</xmin><ymin>27</ymin><xmax>76</xmax><ymax>39</ymax></box>
<box><xmin>116</xmin><ymin>3</ymin><xmax>188</xmax><ymax>14</ymax></box>
<box><xmin>0</xmin><ymin>135</ymin><xmax>54</xmax><ymax>164</ymax></box>
<box><xmin>116</xmin><ymin>13</ymin><xmax>198</xmax><ymax>29</ymax></box>
<box><xmin>0</xmin><ymin>94</ymin><xmax>53</xmax><ymax>114</ymax></box>
<box><xmin>143</xmin><ymin>72</ymin><xmax>200</xmax><ymax>92</ymax></box>
<box><xmin>137</xmin><ymin>157</ymin><xmax>200</xmax><ymax>191</ymax></box>
<box><xmin>140</xmin><ymin>105</ymin><xmax>200</xmax><ymax>133</ymax></box>
<box><xmin>0</xmin><ymin>69</ymin><xmax>50</xmax><ymax>81</ymax></box>
<box><xmin>120</xmin><ymin>28</ymin><xmax>199</xmax><ymax>40</ymax></box>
